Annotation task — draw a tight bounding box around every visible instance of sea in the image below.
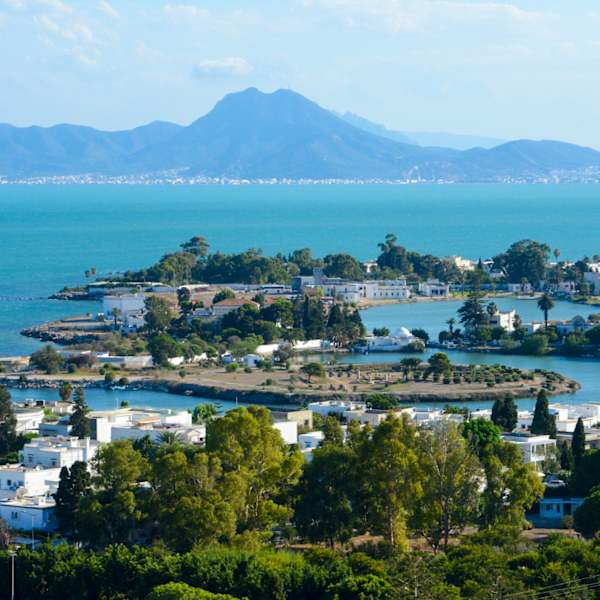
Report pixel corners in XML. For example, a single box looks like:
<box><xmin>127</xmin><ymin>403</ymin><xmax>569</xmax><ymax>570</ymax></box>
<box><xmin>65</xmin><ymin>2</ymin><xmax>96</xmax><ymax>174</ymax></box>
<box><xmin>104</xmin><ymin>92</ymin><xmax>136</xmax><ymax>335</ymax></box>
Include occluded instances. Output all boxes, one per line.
<box><xmin>1</xmin><ymin>183</ymin><xmax>599</xmax><ymax>410</ymax></box>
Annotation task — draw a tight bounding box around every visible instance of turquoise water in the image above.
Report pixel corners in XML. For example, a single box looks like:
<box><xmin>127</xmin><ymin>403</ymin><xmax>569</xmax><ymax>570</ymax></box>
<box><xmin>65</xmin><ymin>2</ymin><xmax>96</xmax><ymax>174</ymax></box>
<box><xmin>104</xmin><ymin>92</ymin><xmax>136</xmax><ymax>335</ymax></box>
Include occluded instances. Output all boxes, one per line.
<box><xmin>2</xmin><ymin>183</ymin><xmax>600</xmax><ymax>357</ymax></box>
<box><xmin>1</xmin><ymin>184</ymin><xmax>599</xmax><ymax>410</ymax></box>
<box><xmin>7</xmin><ymin>387</ymin><xmax>239</xmax><ymax>413</ymax></box>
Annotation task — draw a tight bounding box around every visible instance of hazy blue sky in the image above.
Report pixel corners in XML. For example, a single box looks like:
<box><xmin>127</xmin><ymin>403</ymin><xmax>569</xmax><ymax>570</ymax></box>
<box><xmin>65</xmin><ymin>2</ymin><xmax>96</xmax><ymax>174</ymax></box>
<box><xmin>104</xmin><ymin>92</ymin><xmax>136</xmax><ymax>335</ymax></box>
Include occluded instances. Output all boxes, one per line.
<box><xmin>2</xmin><ymin>0</ymin><xmax>600</xmax><ymax>146</ymax></box>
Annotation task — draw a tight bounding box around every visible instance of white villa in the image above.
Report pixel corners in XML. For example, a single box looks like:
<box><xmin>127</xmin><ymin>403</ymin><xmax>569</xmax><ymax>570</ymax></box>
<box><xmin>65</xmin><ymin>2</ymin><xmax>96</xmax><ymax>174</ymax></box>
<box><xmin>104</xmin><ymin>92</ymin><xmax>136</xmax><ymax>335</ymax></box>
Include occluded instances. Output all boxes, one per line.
<box><xmin>500</xmin><ymin>432</ymin><xmax>555</xmax><ymax>473</ymax></box>
<box><xmin>19</xmin><ymin>437</ymin><xmax>99</xmax><ymax>469</ymax></box>
<box><xmin>488</xmin><ymin>309</ymin><xmax>517</xmax><ymax>332</ymax></box>
<box><xmin>362</xmin><ymin>327</ymin><xmax>419</xmax><ymax>352</ymax></box>
<box><xmin>0</xmin><ymin>465</ymin><xmax>61</xmax><ymax>500</ymax></box>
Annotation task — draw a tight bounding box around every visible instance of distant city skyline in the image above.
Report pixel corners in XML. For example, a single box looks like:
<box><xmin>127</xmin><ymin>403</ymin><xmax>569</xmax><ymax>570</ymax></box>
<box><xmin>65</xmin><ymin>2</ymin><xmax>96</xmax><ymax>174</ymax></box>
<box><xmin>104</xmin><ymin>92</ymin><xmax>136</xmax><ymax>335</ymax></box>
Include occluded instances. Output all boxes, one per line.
<box><xmin>2</xmin><ymin>0</ymin><xmax>600</xmax><ymax>147</ymax></box>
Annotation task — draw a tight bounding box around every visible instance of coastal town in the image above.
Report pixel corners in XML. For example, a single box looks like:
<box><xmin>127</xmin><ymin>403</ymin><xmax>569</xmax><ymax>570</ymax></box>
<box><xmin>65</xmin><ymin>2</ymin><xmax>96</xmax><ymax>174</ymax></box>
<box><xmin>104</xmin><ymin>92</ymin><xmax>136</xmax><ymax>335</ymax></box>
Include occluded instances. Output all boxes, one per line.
<box><xmin>1</xmin><ymin>233</ymin><xmax>600</xmax><ymax>570</ymax></box>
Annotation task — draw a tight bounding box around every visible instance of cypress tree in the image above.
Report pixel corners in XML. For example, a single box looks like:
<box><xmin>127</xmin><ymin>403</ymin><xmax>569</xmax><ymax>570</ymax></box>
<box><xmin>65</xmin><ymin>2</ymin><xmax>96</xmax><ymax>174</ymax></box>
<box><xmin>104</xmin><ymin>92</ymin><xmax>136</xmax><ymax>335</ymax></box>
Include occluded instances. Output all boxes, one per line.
<box><xmin>530</xmin><ymin>389</ymin><xmax>556</xmax><ymax>437</ymax></box>
<box><xmin>0</xmin><ymin>385</ymin><xmax>17</xmax><ymax>455</ymax></box>
<box><xmin>70</xmin><ymin>387</ymin><xmax>91</xmax><ymax>439</ymax></box>
<box><xmin>559</xmin><ymin>441</ymin><xmax>574</xmax><ymax>471</ymax></box>
<box><xmin>491</xmin><ymin>396</ymin><xmax>517</xmax><ymax>432</ymax></box>
<box><xmin>53</xmin><ymin>461</ymin><xmax>91</xmax><ymax>537</ymax></box>
<box><xmin>572</xmin><ymin>417</ymin><xmax>586</xmax><ymax>466</ymax></box>
<box><xmin>503</xmin><ymin>396</ymin><xmax>518</xmax><ymax>432</ymax></box>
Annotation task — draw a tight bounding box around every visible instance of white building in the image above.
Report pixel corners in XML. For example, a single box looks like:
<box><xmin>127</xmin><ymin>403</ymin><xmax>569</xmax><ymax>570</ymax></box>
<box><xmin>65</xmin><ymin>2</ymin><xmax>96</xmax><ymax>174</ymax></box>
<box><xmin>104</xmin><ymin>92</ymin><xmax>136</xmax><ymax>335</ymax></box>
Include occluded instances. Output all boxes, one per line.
<box><xmin>299</xmin><ymin>431</ymin><xmax>325</xmax><ymax>450</ymax></box>
<box><xmin>19</xmin><ymin>437</ymin><xmax>99</xmax><ymax>469</ymax></box>
<box><xmin>418</xmin><ymin>279</ymin><xmax>450</xmax><ymax>297</ymax></box>
<box><xmin>444</xmin><ymin>256</ymin><xmax>475</xmax><ymax>272</ymax></box>
<box><xmin>0</xmin><ymin>465</ymin><xmax>61</xmax><ymax>500</ymax></box>
<box><xmin>0</xmin><ymin>497</ymin><xmax>57</xmax><ymax>532</ymax></box>
<box><xmin>13</xmin><ymin>405</ymin><xmax>45</xmax><ymax>434</ymax></box>
<box><xmin>89</xmin><ymin>408</ymin><xmax>193</xmax><ymax>443</ymax></box>
<box><xmin>361</xmin><ymin>327</ymin><xmax>419</xmax><ymax>352</ymax></box>
<box><xmin>273</xmin><ymin>421</ymin><xmax>298</xmax><ymax>445</ymax></box>
<box><xmin>103</xmin><ymin>294</ymin><xmax>145</xmax><ymax>319</ymax></box>
<box><xmin>308</xmin><ymin>400</ymin><xmax>366</xmax><ymax>417</ymax></box>
<box><xmin>501</xmin><ymin>433</ymin><xmax>556</xmax><ymax>473</ymax></box>
<box><xmin>366</xmin><ymin>280</ymin><xmax>411</xmax><ymax>300</ymax></box>
<box><xmin>488</xmin><ymin>309</ymin><xmax>517</xmax><ymax>333</ymax></box>
<box><xmin>507</xmin><ymin>282</ymin><xmax>533</xmax><ymax>294</ymax></box>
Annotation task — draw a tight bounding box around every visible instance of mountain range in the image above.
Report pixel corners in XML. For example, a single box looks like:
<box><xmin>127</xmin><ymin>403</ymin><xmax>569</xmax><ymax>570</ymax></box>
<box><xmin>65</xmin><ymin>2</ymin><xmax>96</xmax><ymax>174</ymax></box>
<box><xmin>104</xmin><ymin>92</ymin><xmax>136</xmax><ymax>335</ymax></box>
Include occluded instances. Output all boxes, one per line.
<box><xmin>2</xmin><ymin>87</ymin><xmax>600</xmax><ymax>182</ymax></box>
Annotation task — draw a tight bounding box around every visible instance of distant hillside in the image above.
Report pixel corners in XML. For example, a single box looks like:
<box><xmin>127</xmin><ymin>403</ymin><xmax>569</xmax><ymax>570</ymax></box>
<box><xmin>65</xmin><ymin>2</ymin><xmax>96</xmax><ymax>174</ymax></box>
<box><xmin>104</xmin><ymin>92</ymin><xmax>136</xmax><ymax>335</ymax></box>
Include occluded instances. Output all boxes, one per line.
<box><xmin>1</xmin><ymin>88</ymin><xmax>600</xmax><ymax>182</ymax></box>
<box><xmin>338</xmin><ymin>112</ymin><xmax>505</xmax><ymax>150</ymax></box>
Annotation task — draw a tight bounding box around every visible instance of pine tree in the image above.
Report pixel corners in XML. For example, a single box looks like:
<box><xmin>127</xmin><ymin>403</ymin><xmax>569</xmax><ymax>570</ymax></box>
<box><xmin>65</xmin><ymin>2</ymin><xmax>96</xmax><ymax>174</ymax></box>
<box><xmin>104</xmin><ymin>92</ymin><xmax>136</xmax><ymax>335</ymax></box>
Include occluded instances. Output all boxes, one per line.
<box><xmin>530</xmin><ymin>389</ymin><xmax>556</xmax><ymax>437</ymax></box>
<box><xmin>70</xmin><ymin>387</ymin><xmax>91</xmax><ymax>439</ymax></box>
<box><xmin>491</xmin><ymin>397</ymin><xmax>505</xmax><ymax>429</ymax></box>
<box><xmin>0</xmin><ymin>385</ymin><xmax>17</xmax><ymax>456</ymax></box>
<box><xmin>572</xmin><ymin>417</ymin><xmax>586</xmax><ymax>466</ymax></box>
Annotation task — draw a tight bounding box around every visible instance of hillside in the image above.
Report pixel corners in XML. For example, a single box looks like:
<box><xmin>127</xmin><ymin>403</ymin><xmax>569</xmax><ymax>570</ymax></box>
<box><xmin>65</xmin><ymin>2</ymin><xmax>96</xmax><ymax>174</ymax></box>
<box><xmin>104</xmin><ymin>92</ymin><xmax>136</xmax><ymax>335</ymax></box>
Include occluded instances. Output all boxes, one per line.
<box><xmin>2</xmin><ymin>88</ymin><xmax>600</xmax><ymax>182</ymax></box>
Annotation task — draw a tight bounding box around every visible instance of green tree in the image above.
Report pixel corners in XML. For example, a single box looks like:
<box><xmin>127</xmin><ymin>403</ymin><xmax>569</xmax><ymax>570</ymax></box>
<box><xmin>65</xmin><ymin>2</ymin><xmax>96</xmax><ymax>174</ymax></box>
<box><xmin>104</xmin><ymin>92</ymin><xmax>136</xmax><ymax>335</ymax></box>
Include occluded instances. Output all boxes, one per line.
<box><xmin>457</xmin><ymin>290</ymin><xmax>487</xmax><ymax>330</ymax></box>
<box><xmin>212</xmin><ymin>288</ymin><xmax>236</xmax><ymax>304</ymax></box>
<box><xmin>322</xmin><ymin>416</ymin><xmax>344</xmax><ymax>447</ymax></box>
<box><xmin>356</xmin><ymin>416</ymin><xmax>421</xmax><ymax>548</ymax></box>
<box><xmin>323</xmin><ymin>253</ymin><xmax>364</xmax><ymax>280</ymax></box>
<box><xmin>58</xmin><ymin>381</ymin><xmax>73</xmax><ymax>403</ymax></box>
<box><xmin>294</xmin><ymin>445</ymin><xmax>357</xmax><ymax>547</ymax></box>
<box><xmin>301</xmin><ymin>362</ymin><xmax>325</xmax><ymax>382</ymax></box>
<box><xmin>147</xmin><ymin>582</ymin><xmax>237</xmax><ymax>600</ymax></box>
<box><xmin>148</xmin><ymin>333</ymin><xmax>182</xmax><ymax>367</ymax></box>
<box><xmin>480</xmin><ymin>440</ymin><xmax>544</xmax><ymax>527</ymax></box>
<box><xmin>52</xmin><ymin>461</ymin><xmax>91</xmax><ymax>537</ymax></box>
<box><xmin>537</xmin><ymin>293</ymin><xmax>555</xmax><ymax>329</ymax></box>
<box><xmin>69</xmin><ymin>387</ymin><xmax>90</xmax><ymax>439</ymax></box>
<box><xmin>413</xmin><ymin>423</ymin><xmax>482</xmax><ymax>552</ymax></box>
<box><xmin>0</xmin><ymin>385</ymin><xmax>17</xmax><ymax>456</ymax></box>
<box><xmin>462</xmin><ymin>418</ymin><xmax>501</xmax><ymax>460</ymax></box>
<box><xmin>559</xmin><ymin>441</ymin><xmax>574</xmax><ymax>471</ymax></box>
<box><xmin>530</xmin><ymin>389</ymin><xmax>556</xmax><ymax>436</ymax></box>
<box><xmin>77</xmin><ymin>440</ymin><xmax>148</xmax><ymax>547</ymax></box>
<box><xmin>491</xmin><ymin>396</ymin><xmax>517</xmax><ymax>432</ymax></box>
<box><xmin>180</xmin><ymin>235</ymin><xmax>210</xmax><ymax>258</ymax></box>
<box><xmin>206</xmin><ymin>406</ymin><xmax>303</xmax><ymax>534</ymax></box>
<box><xmin>145</xmin><ymin>296</ymin><xmax>175</xmax><ymax>333</ymax></box>
<box><xmin>335</xmin><ymin>575</ymin><xmax>395</xmax><ymax>600</ymax></box>
<box><xmin>520</xmin><ymin>334</ymin><xmax>549</xmax><ymax>355</ymax></box>
<box><xmin>192</xmin><ymin>403</ymin><xmax>218</xmax><ymax>424</ymax></box>
<box><xmin>572</xmin><ymin>417</ymin><xmax>586</xmax><ymax>466</ymax></box>
<box><xmin>503</xmin><ymin>239</ymin><xmax>550</xmax><ymax>286</ymax></box>
<box><xmin>150</xmin><ymin>450</ymin><xmax>236</xmax><ymax>552</ymax></box>
<box><xmin>573</xmin><ymin>486</ymin><xmax>600</xmax><ymax>538</ymax></box>
<box><xmin>30</xmin><ymin>344</ymin><xmax>64</xmax><ymax>373</ymax></box>
<box><xmin>427</xmin><ymin>353</ymin><xmax>451</xmax><ymax>376</ymax></box>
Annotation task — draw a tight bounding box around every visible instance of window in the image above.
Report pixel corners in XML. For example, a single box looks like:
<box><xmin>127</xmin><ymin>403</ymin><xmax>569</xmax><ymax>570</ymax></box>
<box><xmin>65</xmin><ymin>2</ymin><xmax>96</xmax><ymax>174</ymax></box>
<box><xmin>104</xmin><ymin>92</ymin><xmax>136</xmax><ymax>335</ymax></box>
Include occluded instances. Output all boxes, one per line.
<box><xmin>51</xmin><ymin>459</ymin><xmax>57</xmax><ymax>467</ymax></box>
<box><xmin>11</xmin><ymin>511</ymin><xmax>18</xmax><ymax>520</ymax></box>
<box><xmin>6</xmin><ymin>479</ymin><xmax>11</xmax><ymax>487</ymax></box>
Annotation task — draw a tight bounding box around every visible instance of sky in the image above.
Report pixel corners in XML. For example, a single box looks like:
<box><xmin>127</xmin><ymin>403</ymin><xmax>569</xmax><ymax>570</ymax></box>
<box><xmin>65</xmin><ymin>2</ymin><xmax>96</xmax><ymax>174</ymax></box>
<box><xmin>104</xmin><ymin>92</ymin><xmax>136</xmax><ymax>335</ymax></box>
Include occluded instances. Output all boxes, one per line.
<box><xmin>2</xmin><ymin>0</ymin><xmax>600</xmax><ymax>147</ymax></box>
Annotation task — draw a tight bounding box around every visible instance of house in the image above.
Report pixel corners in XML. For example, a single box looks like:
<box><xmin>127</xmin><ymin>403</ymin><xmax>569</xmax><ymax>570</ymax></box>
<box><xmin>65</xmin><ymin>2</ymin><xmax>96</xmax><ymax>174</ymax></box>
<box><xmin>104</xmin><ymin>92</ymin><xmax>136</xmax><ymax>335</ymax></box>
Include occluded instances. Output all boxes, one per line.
<box><xmin>0</xmin><ymin>496</ymin><xmax>57</xmax><ymax>532</ymax></box>
<box><xmin>89</xmin><ymin>408</ymin><xmax>193</xmax><ymax>443</ymax></box>
<box><xmin>0</xmin><ymin>465</ymin><xmax>61</xmax><ymax>500</ymax></box>
<box><xmin>418</xmin><ymin>279</ymin><xmax>450</xmax><ymax>297</ymax></box>
<box><xmin>212</xmin><ymin>298</ymin><xmax>259</xmax><ymax>318</ymax></box>
<box><xmin>366</xmin><ymin>280</ymin><xmax>411</xmax><ymax>300</ymax></box>
<box><xmin>110</xmin><ymin>423</ymin><xmax>206</xmax><ymax>445</ymax></box>
<box><xmin>299</xmin><ymin>431</ymin><xmax>325</xmax><ymax>450</ymax></box>
<box><xmin>444</xmin><ymin>256</ymin><xmax>475</xmax><ymax>271</ymax></box>
<box><xmin>538</xmin><ymin>497</ymin><xmax>584</xmax><ymax>521</ymax></box>
<box><xmin>488</xmin><ymin>309</ymin><xmax>517</xmax><ymax>332</ymax></box>
<box><xmin>359</xmin><ymin>327</ymin><xmax>419</xmax><ymax>352</ymax></box>
<box><xmin>557</xmin><ymin>281</ymin><xmax>577</xmax><ymax>295</ymax></box>
<box><xmin>507</xmin><ymin>282</ymin><xmax>533</xmax><ymax>294</ymax></box>
<box><xmin>555</xmin><ymin>316</ymin><xmax>591</xmax><ymax>335</ymax></box>
<box><xmin>242</xmin><ymin>353</ymin><xmax>262</xmax><ymax>367</ymax></box>
<box><xmin>270</xmin><ymin>409</ymin><xmax>313</xmax><ymax>431</ymax></box>
<box><xmin>13</xmin><ymin>405</ymin><xmax>44</xmax><ymax>434</ymax></box>
<box><xmin>308</xmin><ymin>400</ymin><xmax>366</xmax><ymax>417</ymax></box>
<box><xmin>19</xmin><ymin>437</ymin><xmax>99</xmax><ymax>469</ymax></box>
<box><xmin>102</xmin><ymin>294</ymin><xmax>145</xmax><ymax>319</ymax></box>
<box><xmin>361</xmin><ymin>260</ymin><xmax>378</xmax><ymax>274</ymax></box>
<box><xmin>501</xmin><ymin>433</ymin><xmax>556</xmax><ymax>473</ymax></box>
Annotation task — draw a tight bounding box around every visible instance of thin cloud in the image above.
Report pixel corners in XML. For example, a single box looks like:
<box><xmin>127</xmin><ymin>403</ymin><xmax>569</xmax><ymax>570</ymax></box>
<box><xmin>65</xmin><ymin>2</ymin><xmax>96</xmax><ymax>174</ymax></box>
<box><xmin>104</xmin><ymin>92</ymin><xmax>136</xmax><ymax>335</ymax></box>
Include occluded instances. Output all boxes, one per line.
<box><xmin>193</xmin><ymin>57</ymin><xmax>254</xmax><ymax>77</ymax></box>
<box><xmin>98</xmin><ymin>0</ymin><xmax>119</xmax><ymax>20</ymax></box>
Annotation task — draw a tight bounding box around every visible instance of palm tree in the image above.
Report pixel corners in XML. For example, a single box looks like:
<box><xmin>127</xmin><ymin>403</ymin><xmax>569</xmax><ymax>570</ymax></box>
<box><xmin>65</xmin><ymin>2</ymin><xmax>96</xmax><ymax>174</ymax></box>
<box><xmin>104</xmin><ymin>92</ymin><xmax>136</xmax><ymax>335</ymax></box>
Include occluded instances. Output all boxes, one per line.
<box><xmin>537</xmin><ymin>293</ymin><xmax>555</xmax><ymax>329</ymax></box>
<box><xmin>446</xmin><ymin>318</ymin><xmax>456</xmax><ymax>334</ymax></box>
<box><xmin>157</xmin><ymin>431</ymin><xmax>182</xmax><ymax>446</ymax></box>
<box><xmin>554</xmin><ymin>248</ymin><xmax>561</xmax><ymax>261</ymax></box>
<box><xmin>486</xmin><ymin>302</ymin><xmax>498</xmax><ymax>317</ymax></box>
<box><xmin>110</xmin><ymin>308</ymin><xmax>121</xmax><ymax>330</ymax></box>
